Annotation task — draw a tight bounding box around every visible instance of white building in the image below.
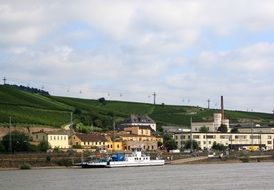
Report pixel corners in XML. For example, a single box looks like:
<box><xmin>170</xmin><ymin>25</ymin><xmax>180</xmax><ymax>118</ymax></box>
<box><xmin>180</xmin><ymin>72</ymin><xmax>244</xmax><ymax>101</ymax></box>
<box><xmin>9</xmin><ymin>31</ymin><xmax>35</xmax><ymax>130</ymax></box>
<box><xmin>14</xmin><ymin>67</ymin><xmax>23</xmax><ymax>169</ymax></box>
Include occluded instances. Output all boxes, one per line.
<box><xmin>32</xmin><ymin>130</ymin><xmax>70</xmax><ymax>149</ymax></box>
<box><xmin>191</xmin><ymin>113</ymin><xmax>230</xmax><ymax>132</ymax></box>
<box><xmin>174</xmin><ymin>131</ymin><xmax>274</xmax><ymax>151</ymax></box>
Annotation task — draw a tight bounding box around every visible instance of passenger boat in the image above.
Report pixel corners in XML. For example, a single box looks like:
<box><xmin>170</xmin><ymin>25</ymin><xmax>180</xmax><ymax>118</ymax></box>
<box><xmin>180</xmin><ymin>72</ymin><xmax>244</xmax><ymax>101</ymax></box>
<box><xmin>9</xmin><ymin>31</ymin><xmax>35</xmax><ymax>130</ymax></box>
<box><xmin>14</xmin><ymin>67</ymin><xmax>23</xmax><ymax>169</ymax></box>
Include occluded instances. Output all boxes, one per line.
<box><xmin>106</xmin><ymin>148</ymin><xmax>165</xmax><ymax>168</ymax></box>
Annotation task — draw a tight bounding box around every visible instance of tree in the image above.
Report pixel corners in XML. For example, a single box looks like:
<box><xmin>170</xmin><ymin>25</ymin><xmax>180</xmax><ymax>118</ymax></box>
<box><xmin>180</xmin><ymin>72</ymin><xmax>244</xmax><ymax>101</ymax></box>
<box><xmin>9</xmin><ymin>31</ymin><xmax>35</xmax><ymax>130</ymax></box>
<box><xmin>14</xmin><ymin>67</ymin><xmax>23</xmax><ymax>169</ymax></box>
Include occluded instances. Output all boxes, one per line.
<box><xmin>199</xmin><ymin>126</ymin><xmax>209</xmax><ymax>133</ymax></box>
<box><xmin>0</xmin><ymin>141</ymin><xmax>5</xmax><ymax>153</ymax></box>
<box><xmin>212</xmin><ymin>142</ymin><xmax>226</xmax><ymax>151</ymax></box>
<box><xmin>218</xmin><ymin>124</ymin><xmax>228</xmax><ymax>133</ymax></box>
<box><xmin>2</xmin><ymin>131</ymin><xmax>30</xmax><ymax>152</ymax></box>
<box><xmin>184</xmin><ymin>140</ymin><xmax>199</xmax><ymax>150</ymax></box>
<box><xmin>73</xmin><ymin>108</ymin><xmax>82</xmax><ymax>115</ymax></box>
<box><xmin>38</xmin><ymin>140</ymin><xmax>50</xmax><ymax>152</ymax></box>
<box><xmin>231</xmin><ymin>128</ymin><xmax>238</xmax><ymax>133</ymax></box>
<box><xmin>164</xmin><ymin>139</ymin><xmax>177</xmax><ymax>151</ymax></box>
<box><xmin>98</xmin><ymin>97</ymin><xmax>106</xmax><ymax>105</ymax></box>
<box><xmin>163</xmin><ymin>134</ymin><xmax>177</xmax><ymax>151</ymax></box>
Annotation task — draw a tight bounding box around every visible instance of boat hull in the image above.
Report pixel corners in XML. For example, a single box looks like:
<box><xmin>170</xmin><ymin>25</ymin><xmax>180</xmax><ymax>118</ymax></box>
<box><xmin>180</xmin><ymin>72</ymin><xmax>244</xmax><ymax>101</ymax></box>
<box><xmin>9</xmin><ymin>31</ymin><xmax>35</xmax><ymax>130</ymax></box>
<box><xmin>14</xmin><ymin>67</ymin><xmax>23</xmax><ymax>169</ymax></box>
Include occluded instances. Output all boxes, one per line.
<box><xmin>81</xmin><ymin>162</ymin><xmax>107</xmax><ymax>168</ymax></box>
<box><xmin>106</xmin><ymin>160</ymin><xmax>165</xmax><ymax>168</ymax></box>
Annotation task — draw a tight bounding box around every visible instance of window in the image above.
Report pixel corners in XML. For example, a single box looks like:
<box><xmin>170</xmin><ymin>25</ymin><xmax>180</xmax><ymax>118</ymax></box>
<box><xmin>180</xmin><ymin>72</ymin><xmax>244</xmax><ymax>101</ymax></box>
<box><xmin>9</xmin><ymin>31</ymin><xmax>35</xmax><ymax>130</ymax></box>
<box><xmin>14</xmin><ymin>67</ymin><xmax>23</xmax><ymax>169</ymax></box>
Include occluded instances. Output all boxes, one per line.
<box><xmin>267</xmin><ymin>141</ymin><xmax>272</xmax><ymax>144</ymax></box>
<box><xmin>152</xmin><ymin>146</ymin><xmax>154</xmax><ymax>149</ymax></box>
<box><xmin>193</xmin><ymin>135</ymin><xmax>200</xmax><ymax>139</ymax></box>
<box><xmin>206</xmin><ymin>135</ymin><xmax>216</xmax><ymax>139</ymax></box>
<box><xmin>117</xmin><ymin>144</ymin><xmax>120</xmax><ymax>148</ymax></box>
<box><xmin>268</xmin><ymin>136</ymin><xmax>272</xmax><ymax>139</ymax></box>
<box><xmin>250</xmin><ymin>135</ymin><xmax>260</xmax><ymax>139</ymax></box>
<box><xmin>220</xmin><ymin>135</ymin><xmax>230</xmax><ymax>139</ymax></box>
<box><xmin>36</xmin><ymin>135</ymin><xmax>38</xmax><ymax>139</ymax></box>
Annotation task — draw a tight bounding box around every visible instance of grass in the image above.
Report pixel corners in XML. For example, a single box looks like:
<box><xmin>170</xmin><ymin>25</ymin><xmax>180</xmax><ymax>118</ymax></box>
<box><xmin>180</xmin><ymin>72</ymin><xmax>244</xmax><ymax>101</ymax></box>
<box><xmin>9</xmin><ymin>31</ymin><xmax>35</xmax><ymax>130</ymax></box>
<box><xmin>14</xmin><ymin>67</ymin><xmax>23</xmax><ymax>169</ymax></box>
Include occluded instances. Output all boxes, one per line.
<box><xmin>0</xmin><ymin>84</ymin><xmax>274</xmax><ymax>129</ymax></box>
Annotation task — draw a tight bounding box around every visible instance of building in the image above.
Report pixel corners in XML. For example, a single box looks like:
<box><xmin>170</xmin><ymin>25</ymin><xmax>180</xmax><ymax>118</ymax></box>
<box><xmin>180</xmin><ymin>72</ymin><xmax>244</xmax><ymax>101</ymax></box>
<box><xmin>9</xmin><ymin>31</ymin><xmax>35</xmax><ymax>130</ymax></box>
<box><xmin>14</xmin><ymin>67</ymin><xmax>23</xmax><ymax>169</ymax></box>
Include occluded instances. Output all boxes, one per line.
<box><xmin>123</xmin><ymin>126</ymin><xmax>152</xmax><ymax>136</ymax></box>
<box><xmin>70</xmin><ymin>133</ymin><xmax>107</xmax><ymax>150</ymax></box>
<box><xmin>173</xmin><ymin>131</ymin><xmax>274</xmax><ymax>151</ymax></box>
<box><xmin>120</xmin><ymin>114</ymin><xmax>156</xmax><ymax>131</ymax></box>
<box><xmin>191</xmin><ymin>113</ymin><xmax>230</xmax><ymax>132</ymax></box>
<box><xmin>104</xmin><ymin>136</ymin><xmax>123</xmax><ymax>152</ymax></box>
<box><xmin>120</xmin><ymin>134</ymin><xmax>158</xmax><ymax>151</ymax></box>
<box><xmin>231</xmin><ymin>124</ymin><xmax>274</xmax><ymax>133</ymax></box>
<box><xmin>116</xmin><ymin>125</ymin><xmax>163</xmax><ymax>151</ymax></box>
<box><xmin>32</xmin><ymin>130</ymin><xmax>69</xmax><ymax>149</ymax></box>
<box><xmin>162</xmin><ymin>126</ymin><xmax>191</xmax><ymax>133</ymax></box>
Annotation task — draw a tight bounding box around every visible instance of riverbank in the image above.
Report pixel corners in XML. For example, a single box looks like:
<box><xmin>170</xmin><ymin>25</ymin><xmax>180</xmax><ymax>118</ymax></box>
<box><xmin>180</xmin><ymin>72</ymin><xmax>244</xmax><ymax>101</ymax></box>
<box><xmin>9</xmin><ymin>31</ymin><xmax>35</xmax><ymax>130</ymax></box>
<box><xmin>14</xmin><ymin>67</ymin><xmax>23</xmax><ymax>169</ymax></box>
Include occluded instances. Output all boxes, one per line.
<box><xmin>1</xmin><ymin>151</ymin><xmax>274</xmax><ymax>170</ymax></box>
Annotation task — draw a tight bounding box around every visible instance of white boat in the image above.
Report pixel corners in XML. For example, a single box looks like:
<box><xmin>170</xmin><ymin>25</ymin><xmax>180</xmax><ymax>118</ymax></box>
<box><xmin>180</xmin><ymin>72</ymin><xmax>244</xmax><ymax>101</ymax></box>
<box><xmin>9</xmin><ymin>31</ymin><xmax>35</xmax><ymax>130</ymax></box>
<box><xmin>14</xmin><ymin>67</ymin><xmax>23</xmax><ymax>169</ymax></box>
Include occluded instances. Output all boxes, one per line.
<box><xmin>106</xmin><ymin>148</ymin><xmax>165</xmax><ymax>168</ymax></box>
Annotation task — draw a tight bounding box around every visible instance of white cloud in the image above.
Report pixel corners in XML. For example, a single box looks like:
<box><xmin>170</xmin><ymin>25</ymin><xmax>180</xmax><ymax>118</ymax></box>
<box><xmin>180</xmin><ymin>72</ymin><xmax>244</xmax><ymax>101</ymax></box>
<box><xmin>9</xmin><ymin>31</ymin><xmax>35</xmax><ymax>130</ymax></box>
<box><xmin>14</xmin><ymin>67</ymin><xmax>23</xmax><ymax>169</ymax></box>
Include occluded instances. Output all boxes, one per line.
<box><xmin>1</xmin><ymin>1</ymin><xmax>274</xmax><ymax>113</ymax></box>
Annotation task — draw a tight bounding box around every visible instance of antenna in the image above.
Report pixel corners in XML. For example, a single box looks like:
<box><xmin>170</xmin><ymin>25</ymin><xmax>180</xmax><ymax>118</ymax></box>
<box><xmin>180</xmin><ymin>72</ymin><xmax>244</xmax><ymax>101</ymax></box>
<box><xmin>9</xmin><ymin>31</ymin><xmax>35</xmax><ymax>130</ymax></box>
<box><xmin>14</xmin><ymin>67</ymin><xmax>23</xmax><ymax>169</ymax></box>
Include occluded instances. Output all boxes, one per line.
<box><xmin>152</xmin><ymin>92</ymin><xmax>156</xmax><ymax>105</ymax></box>
<box><xmin>3</xmin><ymin>77</ymin><xmax>7</xmax><ymax>85</ymax></box>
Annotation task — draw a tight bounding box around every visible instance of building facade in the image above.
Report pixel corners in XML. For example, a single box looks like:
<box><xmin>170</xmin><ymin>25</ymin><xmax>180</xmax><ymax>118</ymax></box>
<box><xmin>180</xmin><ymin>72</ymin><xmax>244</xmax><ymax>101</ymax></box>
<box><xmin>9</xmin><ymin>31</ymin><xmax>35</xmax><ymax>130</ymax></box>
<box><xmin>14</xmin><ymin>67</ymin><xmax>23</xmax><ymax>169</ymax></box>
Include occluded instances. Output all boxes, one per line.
<box><xmin>70</xmin><ymin>133</ymin><xmax>107</xmax><ymax>150</ymax></box>
<box><xmin>32</xmin><ymin>130</ymin><xmax>69</xmax><ymax>149</ymax></box>
<box><xmin>173</xmin><ymin>132</ymin><xmax>274</xmax><ymax>150</ymax></box>
<box><xmin>120</xmin><ymin>114</ymin><xmax>157</xmax><ymax>131</ymax></box>
<box><xmin>191</xmin><ymin>113</ymin><xmax>230</xmax><ymax>132</ymax></box>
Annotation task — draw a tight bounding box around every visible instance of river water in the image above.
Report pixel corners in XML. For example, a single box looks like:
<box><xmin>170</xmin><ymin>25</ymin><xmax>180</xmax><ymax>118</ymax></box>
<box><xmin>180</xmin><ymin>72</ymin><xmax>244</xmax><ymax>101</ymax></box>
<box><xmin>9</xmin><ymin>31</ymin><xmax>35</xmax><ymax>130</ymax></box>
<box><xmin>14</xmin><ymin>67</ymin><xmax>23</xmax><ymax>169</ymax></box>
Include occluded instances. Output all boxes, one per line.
<box><xmin>0</xmin><ymin>162</ymin><xmax>274</xmax><ymax>190</ymax></box>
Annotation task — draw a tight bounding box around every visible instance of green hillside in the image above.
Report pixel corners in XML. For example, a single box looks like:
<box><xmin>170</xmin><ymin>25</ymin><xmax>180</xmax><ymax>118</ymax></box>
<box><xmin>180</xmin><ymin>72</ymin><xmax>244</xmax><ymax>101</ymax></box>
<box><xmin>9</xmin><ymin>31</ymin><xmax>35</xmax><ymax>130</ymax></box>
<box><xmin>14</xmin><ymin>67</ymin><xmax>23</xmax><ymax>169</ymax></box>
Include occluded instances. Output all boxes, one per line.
<box><xmin>0</xmin><ymin>85</ymin><xmax>273</xmax><ymax>130</ymax></box>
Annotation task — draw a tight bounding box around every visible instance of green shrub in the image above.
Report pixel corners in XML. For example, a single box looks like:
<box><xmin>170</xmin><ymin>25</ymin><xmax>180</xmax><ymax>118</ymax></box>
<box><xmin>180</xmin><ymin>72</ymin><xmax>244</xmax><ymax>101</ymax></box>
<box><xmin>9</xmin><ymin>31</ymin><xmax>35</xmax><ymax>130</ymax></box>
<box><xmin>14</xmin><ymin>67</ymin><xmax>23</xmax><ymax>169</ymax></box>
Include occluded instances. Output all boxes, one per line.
<box><xmin>0</xmin><ymin>141</ymin><xmax>6</xmax><ymax>153</ymax></box>
<box><xmin>20</xmin><ymin>163</ymin><xmax>32</xmax><ymax>170</ymax></box>
<box><xmin>57</xmin><ymin>159</ymin><xmax>73</xmax><ymax>167</ymax></box>
<box><xmin>46</xmin><ymin>155</ymin><xmax>51</xmax><ymax>162</ymax></box>
<box><xmin>39</xmin><ymin>140</ymin><xmax>50</xmax><ymax>152</ymax></box>
<box><xmin>240</xmin><ymin>155</ymin><xmax>250</xmax><ymax>163</ymax></box>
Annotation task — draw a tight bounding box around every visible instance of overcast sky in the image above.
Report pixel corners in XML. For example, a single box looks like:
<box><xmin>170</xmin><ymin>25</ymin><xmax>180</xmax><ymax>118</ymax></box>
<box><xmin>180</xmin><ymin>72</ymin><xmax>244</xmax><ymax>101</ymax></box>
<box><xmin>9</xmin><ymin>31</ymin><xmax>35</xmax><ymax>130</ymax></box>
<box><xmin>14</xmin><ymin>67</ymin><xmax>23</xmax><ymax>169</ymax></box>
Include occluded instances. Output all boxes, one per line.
<box><xmin>1</xmin><ymin>0</ymin><xmax>274</xmax><ymax>113</ymax></box>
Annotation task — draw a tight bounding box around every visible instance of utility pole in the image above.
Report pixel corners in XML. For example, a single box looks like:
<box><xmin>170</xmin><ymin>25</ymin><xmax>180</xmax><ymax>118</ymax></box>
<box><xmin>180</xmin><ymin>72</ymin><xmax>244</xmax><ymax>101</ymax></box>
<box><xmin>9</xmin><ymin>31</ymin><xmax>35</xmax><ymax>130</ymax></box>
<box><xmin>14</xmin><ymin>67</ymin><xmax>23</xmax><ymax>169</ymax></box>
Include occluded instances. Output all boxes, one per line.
<box><xmin>251</xmin><ymin>122</ymin><xmax>254</xmax><ymax>147</ymax></box>
<box><xmin>190</xmin><ymin>117</ymin><xmax>193</xmax><ymax>152</ymax></box>
<box><xmin>3</xmin><ymin>77</ymin><xmax>7</xmax><ymax>85</ymax></box>
<box><xmin>70</xmin><ymin>112</ymin><xmax>73</xmax><ymax>129</ymax></box>
<box><xmin>152</xmin><ymin>92</ymin><xmax>156</xmax><ymax>105</ymax></box>
<box><xmin>207</xmin><ymin>99</ymin><xmax>210</xmax><ymax>109</ymax></box>
<box><xmin>113</xmin><ymin>118</ymin><xmax>116</xmax><ymax>141</ymax></box>
<box><xmin>9</xmin><ymin>116</ymin><xmax>12</xmax><ymax>153</ymax></box>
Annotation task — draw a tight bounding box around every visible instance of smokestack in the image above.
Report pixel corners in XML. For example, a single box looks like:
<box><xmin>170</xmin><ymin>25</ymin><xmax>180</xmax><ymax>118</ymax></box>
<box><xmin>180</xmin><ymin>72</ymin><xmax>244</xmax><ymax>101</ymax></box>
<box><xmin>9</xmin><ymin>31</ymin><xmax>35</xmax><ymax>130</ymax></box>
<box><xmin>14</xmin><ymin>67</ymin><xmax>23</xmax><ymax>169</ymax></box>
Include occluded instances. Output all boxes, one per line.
<box><xmin>221</xmin><ymin>96</ymin><xmax>224</xmax><ymax>119</ymax></box>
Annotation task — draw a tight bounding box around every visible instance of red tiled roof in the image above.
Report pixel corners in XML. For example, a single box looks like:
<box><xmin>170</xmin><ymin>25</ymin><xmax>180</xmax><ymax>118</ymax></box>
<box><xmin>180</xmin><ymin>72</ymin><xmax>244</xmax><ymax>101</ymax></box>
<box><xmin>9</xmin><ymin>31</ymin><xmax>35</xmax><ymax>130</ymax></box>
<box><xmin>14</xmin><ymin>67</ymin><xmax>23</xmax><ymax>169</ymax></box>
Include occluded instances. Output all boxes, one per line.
<box><xmin>75</xmin><ymin>133</ymin><xmax>107</xmax><ymax>142</ymax></box>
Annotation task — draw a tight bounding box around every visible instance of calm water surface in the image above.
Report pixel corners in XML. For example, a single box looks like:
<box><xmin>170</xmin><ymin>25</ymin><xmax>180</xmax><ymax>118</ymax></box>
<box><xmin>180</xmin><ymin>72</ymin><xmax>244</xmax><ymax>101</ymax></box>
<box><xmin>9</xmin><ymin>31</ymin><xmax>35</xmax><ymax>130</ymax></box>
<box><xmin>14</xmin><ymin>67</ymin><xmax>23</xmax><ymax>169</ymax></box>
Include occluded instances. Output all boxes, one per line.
<box><xmin>1</xmin><ymin>162</ymin><xmax>274</xmax><ymax>190</ymax></box>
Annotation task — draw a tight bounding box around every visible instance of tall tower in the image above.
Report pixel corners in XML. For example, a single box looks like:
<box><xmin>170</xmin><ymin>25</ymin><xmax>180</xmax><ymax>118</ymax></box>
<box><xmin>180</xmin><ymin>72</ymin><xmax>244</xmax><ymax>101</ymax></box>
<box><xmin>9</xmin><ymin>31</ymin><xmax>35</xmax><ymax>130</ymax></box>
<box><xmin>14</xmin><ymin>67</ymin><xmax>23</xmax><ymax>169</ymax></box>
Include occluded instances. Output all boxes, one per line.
<box><xmin>221</xmin><ymin>96</ymin><xmax>224</xmax><ymax>119</ymax></box>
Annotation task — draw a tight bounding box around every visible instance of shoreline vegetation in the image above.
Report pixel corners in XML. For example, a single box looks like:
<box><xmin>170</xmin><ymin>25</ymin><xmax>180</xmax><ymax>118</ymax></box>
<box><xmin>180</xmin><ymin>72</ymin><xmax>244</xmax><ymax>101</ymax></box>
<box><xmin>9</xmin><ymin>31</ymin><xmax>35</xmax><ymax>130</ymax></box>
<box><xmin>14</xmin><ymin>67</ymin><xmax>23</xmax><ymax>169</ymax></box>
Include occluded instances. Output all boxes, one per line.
<box><xmin>1</xmin><ymin>152</ymin><xmax>274</xmax><ymax>170</ymax></box>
